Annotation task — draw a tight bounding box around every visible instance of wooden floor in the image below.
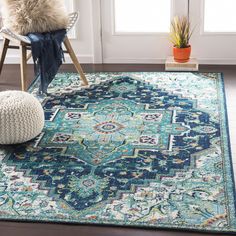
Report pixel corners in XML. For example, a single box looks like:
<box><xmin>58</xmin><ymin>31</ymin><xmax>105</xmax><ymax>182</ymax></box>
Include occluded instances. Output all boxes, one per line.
<box><xmin>0</xmin><ymin>64</ymin><xmax>235</xmax><ymax>236</ymax></box>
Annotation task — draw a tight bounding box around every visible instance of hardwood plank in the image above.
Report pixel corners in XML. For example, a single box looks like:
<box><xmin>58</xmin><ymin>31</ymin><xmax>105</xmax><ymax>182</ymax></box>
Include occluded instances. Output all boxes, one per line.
<box><xmin>0</xmin><ymin>222</ymin><xmax>218</xmax><ymax>236</ymax></box>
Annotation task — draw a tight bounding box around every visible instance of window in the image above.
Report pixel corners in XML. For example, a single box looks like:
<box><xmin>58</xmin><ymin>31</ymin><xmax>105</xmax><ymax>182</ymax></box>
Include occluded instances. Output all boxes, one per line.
<box><xmin>204</xmin><ymin>0</ymin><xmax>236</xmax><ymax>32</ymax></box>
<box><xmin>114</xmin><ymin>0</ymin><xmax>171</xmax><ymax>33</ymax></box>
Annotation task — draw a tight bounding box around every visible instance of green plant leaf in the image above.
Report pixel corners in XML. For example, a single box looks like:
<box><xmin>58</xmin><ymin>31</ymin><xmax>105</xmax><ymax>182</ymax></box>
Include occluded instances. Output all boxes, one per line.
<box><xmin>170</xmin><ymin>16</ymin><xmax>194</xmax><ymax>48</ymax></box>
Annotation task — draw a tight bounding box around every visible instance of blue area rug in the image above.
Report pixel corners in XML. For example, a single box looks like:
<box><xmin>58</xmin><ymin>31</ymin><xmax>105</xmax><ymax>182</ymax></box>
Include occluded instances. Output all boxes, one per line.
<box><xmin>0</xmin><ymin>72</ymin><xmax>235</xmax><ymax>233</ymax></box>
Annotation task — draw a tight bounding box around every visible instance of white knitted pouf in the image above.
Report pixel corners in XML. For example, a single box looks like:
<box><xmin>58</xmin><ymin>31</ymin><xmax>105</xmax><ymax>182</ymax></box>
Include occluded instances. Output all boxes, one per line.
<box><xmin>0</xmin><ymin>91</ymin><xmax>45</xmax><ymax>145</ymax></box>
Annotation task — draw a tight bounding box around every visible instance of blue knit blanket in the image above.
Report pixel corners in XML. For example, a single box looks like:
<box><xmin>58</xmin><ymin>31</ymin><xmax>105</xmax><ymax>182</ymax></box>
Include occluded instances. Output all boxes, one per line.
<box><xmin>28</xmin><ymin>29</ymin><xmax>67</xmax><ymax>94</ymax></box>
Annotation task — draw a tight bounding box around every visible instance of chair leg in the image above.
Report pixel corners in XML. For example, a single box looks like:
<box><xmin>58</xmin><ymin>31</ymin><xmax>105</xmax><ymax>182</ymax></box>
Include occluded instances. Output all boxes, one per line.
<box><xmin>63</xmin><ymin>36</ymin><xmax>89</xmax><ymax>86</ymax></box>
<box><xmin>20</xmin><ymin>45</ymin><xmax>27</xmax><ymax>91</ymax></box>
<box><xmin>0</xmin><ymin>38</ymin><xmax>10</xmax><ymax>75</ymax></box>
<box><xmin>26</xmin><ymin>52</ymin><xmax>32</xmax><ymax>62</ymax></box>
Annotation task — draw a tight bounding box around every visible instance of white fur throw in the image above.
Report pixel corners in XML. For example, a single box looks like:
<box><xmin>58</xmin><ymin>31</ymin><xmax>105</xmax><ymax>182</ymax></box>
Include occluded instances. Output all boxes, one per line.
<box><xmin>1</xmin><ymin>0</ymin><xmax>69</xmax><ymax>35</ymax></box>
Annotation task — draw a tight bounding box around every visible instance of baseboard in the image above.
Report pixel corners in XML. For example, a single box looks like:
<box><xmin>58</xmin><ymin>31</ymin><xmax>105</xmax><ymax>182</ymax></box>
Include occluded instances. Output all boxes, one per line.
<box><xmin>3</xmin><ymin>55</ymin><xmax>236</xmax><ymax>65</ymax></box>
<box><xmin>64</xmin><ymin>55</ymin><xmax>94</xmax><ymax>64</ymax></box>
<box><xmin>103</xmin><ymin>58</ymin><xmax>166</xmax><ymax>64</ymax></box>
<box><xmin>4</xmin><ymin>54</ymin><xmax>94</xmax><ymax>64</ymax></box>
<box><xmin>197</xmin><ymin>58</ymin><xmax>236</xmax><ymax>65</ymax></box>
<box><xmin>103</xmin><ymin>57</ymin><xmax>236</xmax><ymax>65</ymax></box>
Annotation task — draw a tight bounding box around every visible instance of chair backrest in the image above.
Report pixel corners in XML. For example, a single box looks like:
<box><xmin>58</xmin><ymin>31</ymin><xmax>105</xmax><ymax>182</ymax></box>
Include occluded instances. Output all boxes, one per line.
<box><xmin>67</xmin><ymin>12</ymin><xmax>79</xmax><ymax>32</ymax></box>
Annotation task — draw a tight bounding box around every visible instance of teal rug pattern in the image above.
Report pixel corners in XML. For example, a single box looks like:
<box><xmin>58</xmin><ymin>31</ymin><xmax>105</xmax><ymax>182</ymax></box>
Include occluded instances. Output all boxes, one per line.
<box><xmin>0</xmin><ymin>72</ymin><xmax>236</xmax><ymax>233</ymax></box>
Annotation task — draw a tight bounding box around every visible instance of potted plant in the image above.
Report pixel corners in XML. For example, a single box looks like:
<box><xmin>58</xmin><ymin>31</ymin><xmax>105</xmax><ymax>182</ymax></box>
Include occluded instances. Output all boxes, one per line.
<box><xmin>170</xmin><ymin>16</ymin><xmax>194</xmax><ymax>63</ymax></box>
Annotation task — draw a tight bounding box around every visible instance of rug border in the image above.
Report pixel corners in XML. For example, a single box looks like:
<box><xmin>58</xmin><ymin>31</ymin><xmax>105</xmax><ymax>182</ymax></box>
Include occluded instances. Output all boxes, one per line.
<box><xmin>219</xmin><ymin>72</ymin><xmax>236</xmax><ymax>227</ymax></box>
<box><xmin>1</xmin><ymin>72</ymin><xmax>236</xmax><ymax>234</ymax></box>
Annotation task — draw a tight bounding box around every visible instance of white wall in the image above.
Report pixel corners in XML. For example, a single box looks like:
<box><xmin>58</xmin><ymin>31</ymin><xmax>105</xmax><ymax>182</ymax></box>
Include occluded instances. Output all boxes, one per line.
<box><xmin>1</xmin><ymin>0</ymin><xmax>236</xmax><ymax>65</ymax></box>
<box><xmin>69</xmin><ymin>0</ymin><xmax>94</xmax><ymax>63</ymax></box>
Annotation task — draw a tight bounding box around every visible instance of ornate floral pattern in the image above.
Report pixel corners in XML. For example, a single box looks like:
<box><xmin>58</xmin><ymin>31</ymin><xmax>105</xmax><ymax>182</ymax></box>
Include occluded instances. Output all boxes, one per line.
<box><xmin>0</xmin><ymin>72</ymin><xmax>235</xmax><ymax>234</ymax></box>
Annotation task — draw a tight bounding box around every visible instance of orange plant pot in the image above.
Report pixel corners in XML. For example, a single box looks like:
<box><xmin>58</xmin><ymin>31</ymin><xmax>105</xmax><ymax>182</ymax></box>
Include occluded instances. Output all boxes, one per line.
<box><xmin>173</xmin><ymin>46</ymin><xmax>191</xmax><ymax>63</ymax></box>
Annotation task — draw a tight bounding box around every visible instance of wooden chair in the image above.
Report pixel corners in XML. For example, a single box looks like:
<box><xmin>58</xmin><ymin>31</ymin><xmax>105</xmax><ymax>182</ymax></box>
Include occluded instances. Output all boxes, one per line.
<box><xmin>0</xmin><ymin>12</ymin><xmax>89</xmax><ymax>91</ymax></box>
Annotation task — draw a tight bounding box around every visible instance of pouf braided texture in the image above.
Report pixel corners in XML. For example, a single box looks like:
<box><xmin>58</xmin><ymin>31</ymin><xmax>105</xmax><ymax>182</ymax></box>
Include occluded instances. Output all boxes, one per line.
<box><xmin>0</xmin><ymin>91</ymin><xmax>45</xmax><ymax>145</ymax></box>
